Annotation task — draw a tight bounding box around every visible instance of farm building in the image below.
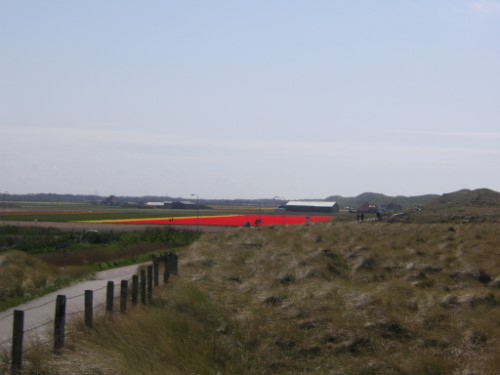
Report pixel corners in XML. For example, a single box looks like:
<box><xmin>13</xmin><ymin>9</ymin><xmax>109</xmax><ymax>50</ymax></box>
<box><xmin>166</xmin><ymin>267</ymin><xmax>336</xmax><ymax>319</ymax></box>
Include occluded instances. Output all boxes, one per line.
<box><xmin>171</xmin><ymin>201</ymin><xmax>210</xmax><ymax>210</ymax></box>
<box><xmin>171</xmin><ymin>201</ymin><xmax>197</xmax><ymax>209</ymax></box>
<box><xmin>144</xmin><ymin>201</ymin><xmax>172</xmax><ymax>208</ymax></box>
<box><xmin>285</xmin><ymin>201</ymin><xmax>339</xmax><ymax>213</ymax></box>
<box><xmin>356</xmin><ymin>203</ymin><xmax>381</xmax><ymax>214</ymax></box>
<box><xmin>143</xmin><ymin>201</ymin><xmax>209</xmax><ymax>209</ymax></box>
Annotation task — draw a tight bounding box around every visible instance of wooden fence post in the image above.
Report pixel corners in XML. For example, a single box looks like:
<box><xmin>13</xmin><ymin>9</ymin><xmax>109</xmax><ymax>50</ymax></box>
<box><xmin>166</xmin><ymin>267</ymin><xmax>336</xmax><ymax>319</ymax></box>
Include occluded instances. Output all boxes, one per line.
<box><xmin>140</xmin><ymin>270</ymin><xmax>146</xmax><ymax>305</ymax></box>
<box><xmin>132</xmin><ymin>275</ymin><xmax>138</xmax><ymax>306</ymax></box>
<box><xmin>147</xmin><ymin>265</ymin><xmax>153</xmax><ymax>302</ymax></box>
<box><xmin>165</xmin><ymin>252</ymin><xmax>172</xmax><ymax>274</ymax></box>
<box><xmin>166</xmin><ymin>252</ymin><xmax>178</xmax><ymax>275</ymax></box>
<box><xmin>106</xmin><ymin>281</ymin><xmax>114</xmax><ymax>313</ymax></box>
<box><xmin>120</xmin><ymin>280</ymin><xmax>128</xmax><ymax>314</ymax></box>
<box><xmin>153</xmin><ymin>257</ymin><xmax>160</xmax><ymax>287</ymax></box>
<box><xmin>84</xmin><ymin>290</ymin><xmax>93</xmax><ymax>329</ymax></box>
<box><xmin>172</xmin><ymin>253</ymin><xmax>178</xmax><ymax>275</ymax></box>
<box><xmin>163</xmin><ymin>254</ymin><xmax>170</xmax><ymax>284</ymax></box>
<box><xmin>11</xmin><ymin>310</ymin><xmax>24</xmax><ymax>374</ymax></box>
<box><xmin>54</xmin><ymin>295</ymin><xmax>66</xmax><ymax>353</ymax></box>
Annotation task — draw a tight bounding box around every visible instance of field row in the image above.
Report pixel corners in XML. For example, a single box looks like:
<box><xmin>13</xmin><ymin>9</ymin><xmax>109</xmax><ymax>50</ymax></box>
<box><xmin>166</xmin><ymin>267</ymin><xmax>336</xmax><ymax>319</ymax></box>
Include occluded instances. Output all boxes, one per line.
<box><xmin>1</xmin><ymin>204</ymin><xmax>333</xmax><ymax>227</ymax></box>
<box><xmin>85</xmin><ymin>214</ymin><xmax>332</xmax><ymax>227</ymax></box>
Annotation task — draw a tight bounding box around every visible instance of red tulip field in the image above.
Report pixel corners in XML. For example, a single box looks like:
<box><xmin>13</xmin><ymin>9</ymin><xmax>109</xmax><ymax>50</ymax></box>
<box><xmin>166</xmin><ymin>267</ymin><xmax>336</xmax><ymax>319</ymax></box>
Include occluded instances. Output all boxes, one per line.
<box><xmin>97</xmin><ymin>214</ymin><xmax>332</xmax><ymax>227</ymax></box>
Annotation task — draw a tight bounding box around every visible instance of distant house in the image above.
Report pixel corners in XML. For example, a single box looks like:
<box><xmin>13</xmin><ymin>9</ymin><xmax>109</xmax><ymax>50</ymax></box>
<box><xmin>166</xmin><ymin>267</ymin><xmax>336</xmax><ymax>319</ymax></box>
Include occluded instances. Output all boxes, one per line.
<box><xmin>145</xmin><ymin>201</ymin><xmax>171</xmax><ymax>208</ymax></box>
<box><xmin>171</xmin><ymin>201</ymin><xmax>197</xmax><ymax>209</ymax></box>
<box><xmin>356</xmin><ymin>203</ymin><xmax>381</xmax><ymax>214</ymax></box>
<box><xmin>285</xmin><ymin>201</ymin><xmax>339</xmax><ymax>214</ymax></box>
<box><xmin>171</xmin><ymin>201</ymin><xmax>210</xmax><ymax>210</ymax></box>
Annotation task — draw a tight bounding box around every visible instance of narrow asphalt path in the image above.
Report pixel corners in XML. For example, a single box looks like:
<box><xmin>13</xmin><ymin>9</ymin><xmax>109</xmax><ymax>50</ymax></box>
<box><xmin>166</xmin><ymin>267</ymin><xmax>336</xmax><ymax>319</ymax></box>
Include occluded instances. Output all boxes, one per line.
<box><xmin>0</xmin><ymin>263</ymin><xmax>145</xmax><ymax>350</ymax></box>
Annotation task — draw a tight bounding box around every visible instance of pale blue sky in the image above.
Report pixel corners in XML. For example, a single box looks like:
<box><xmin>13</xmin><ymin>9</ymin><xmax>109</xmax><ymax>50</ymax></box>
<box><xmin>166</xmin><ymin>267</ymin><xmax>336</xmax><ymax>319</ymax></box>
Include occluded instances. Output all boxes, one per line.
<box><xmin>1</xmin><ymin>1</ymin><xmax>499</xmax><ymax>199</ymax></box>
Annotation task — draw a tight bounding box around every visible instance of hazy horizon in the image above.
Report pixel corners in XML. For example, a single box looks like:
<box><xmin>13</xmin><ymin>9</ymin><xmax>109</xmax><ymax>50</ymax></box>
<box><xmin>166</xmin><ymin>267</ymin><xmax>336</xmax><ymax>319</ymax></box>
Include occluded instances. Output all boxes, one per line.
<box><xmin>1</xmin><ymin>1</ymin><xmax>499</xmax><ymax>200</ymax></box>
<box><xmin>3</xmin><ymin>187</ymin><xmax>499</xmax><ymax>202</ymax></box>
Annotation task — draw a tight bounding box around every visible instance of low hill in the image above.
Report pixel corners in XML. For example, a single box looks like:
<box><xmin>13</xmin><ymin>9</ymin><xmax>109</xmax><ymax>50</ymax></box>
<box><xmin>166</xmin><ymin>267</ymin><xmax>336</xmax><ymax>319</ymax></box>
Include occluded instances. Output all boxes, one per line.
<box><xmin>326</xmin><ymin>189</ymin><xmax>500</xmax><ymax>213</ymax></box>
<box><xmin>325</xmin><ymin>192</ymin><xmax>438</xmax><ymax>209</ymax></box>
<box><xmin>429</xmin><ymin>188</ymin><xmax>500</xmax><ymax>209</ymax></box>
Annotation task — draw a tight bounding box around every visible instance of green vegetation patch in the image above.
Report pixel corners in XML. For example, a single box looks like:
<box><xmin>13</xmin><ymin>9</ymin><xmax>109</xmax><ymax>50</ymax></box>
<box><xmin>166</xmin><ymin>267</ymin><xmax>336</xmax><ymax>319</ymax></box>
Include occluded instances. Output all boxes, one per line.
<box><xmin>0</xmin><ymin>250</ymin><xmax>91</xmax><ymax>311</ymax></box>
<box><xmin>1</xmin><ymin>210</ymin><xmax>187</xmax><ymax>222</ymax></box>
<box><xmin>0</xmin><ymin>225</ymin><xmax>200</xmax><ymax>311</ymax></box>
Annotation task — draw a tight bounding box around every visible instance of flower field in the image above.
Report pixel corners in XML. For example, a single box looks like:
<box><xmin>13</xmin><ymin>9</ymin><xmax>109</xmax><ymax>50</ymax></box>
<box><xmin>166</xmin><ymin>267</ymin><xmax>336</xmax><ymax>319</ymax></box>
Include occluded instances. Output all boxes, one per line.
<box><xmin>88</xmin><ymin>214</ymin><xmax>332</xmax><ymax>227</ymax></box>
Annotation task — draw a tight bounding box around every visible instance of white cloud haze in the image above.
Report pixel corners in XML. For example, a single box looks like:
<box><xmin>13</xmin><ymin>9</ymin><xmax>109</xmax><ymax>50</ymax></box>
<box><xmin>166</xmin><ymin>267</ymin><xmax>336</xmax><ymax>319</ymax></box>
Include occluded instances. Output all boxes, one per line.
<box><xmin>469</xmin><ymin>0</ymin><xmax>500</xmax><ymax>13</ymax></box>
<box><xmin>1</xmin><ymin>1</ymin><xmax>499</xmax><ymax>199</ymax></box>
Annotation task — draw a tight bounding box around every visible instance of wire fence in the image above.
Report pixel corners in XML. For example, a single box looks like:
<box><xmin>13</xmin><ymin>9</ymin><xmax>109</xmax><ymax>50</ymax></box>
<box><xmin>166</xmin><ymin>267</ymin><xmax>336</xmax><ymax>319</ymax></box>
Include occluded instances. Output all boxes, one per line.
<box><xmin>0</xmin><ymin>251</ymin><xmax>178</xmax><ymax>374</ymax></box>
<box><xmin>0</xmin><ymin>282</ymin><xmax>125</xmax><ymax>348</ymax></box>
<box><xmin>0</xmin><ymin>312</ymin><xmax>13</xmax><ymax>322</ymax></box>
<box><xmin>0</xmin><ymin>284</ymin><xmax>111</xmax><ymax>322</ymax></box>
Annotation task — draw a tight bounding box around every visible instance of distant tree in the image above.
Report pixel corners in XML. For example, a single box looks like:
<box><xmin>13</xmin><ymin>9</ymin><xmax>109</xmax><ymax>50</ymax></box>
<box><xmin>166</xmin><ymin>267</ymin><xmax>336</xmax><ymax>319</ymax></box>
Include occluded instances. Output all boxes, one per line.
<box><xmin>102</xmin><ymin>195</ymin><xmax>119</xmax><ymax>205</ymax></box>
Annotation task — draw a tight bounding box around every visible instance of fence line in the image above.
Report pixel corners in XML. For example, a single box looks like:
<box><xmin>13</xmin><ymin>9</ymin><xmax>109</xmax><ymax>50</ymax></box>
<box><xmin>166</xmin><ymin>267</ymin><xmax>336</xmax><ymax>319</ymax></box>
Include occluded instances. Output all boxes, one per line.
<box><xmin>0</xmin><ymin>312</ymin><xmax>14</xmax><ymax>322</ymax></box>
<box><xmin>67</xmin><ymin>292</ymin><xmax>86</xmax><ymax>301</ymax></box>
<box><xmin>0</xmin><ymin>281</ymin><xmax>112</xmax><ymax>322</ymax></box>
<box><xmin>20</xmin><ymin>320</ymin><xmax>52</xmax><ymax>336</ymax></box>
<box><xmin>1</xmin><ymin>251</ymin><xmax>178</xmax><ymax>375</ymax></box>
<box><xmin>22</xmin><ymin>299</ymin><xmax>55</xmax><ymax>313</ymax></box>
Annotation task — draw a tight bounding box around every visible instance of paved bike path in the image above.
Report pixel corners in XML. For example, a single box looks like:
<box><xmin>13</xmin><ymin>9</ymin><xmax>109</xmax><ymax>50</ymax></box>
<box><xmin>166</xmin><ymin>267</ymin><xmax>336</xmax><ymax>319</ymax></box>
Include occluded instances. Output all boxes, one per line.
<box><xmin>0</xmin><ymin>264</ymin><xmax>144</xmax><ymax>349</ymax></box>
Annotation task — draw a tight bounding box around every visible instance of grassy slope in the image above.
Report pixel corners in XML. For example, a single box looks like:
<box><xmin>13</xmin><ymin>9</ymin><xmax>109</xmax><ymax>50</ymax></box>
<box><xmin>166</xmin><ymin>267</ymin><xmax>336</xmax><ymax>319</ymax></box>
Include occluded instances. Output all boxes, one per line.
<box><xmin>0</xmin><ymin>251</ymin><xmax>92</xmax><ymax>311</ymax></box>
<box><xmin>30</xmin><ymin>220</ymin><xmax>500</xmax><ymax>375</ymax></box>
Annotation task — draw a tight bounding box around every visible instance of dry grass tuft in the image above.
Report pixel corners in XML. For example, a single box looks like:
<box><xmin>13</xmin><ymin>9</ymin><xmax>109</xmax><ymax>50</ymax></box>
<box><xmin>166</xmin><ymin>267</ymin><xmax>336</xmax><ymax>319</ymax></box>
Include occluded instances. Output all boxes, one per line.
<box><xmin>0</xmin><ymin>251</ymin><xmax>91</xmax><ymax>310</ymax></box>
<box><xmin>31</xmin><ymin>221</ymin><xmax>500</xmax><ymax>374</ymax></box>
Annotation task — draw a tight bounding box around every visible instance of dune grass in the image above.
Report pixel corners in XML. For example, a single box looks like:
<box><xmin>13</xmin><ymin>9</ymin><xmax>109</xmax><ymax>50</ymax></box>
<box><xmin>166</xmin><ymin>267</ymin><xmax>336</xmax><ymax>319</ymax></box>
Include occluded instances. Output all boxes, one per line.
<box><xmin>0</xmin><ymin>251</ymin><xmax>91</xmax><ymax>311</ymax></box>
<box><xmin>7</xmin><ymin>221</ymin><xmax>500</xmax><ymax>374</ymax></box>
